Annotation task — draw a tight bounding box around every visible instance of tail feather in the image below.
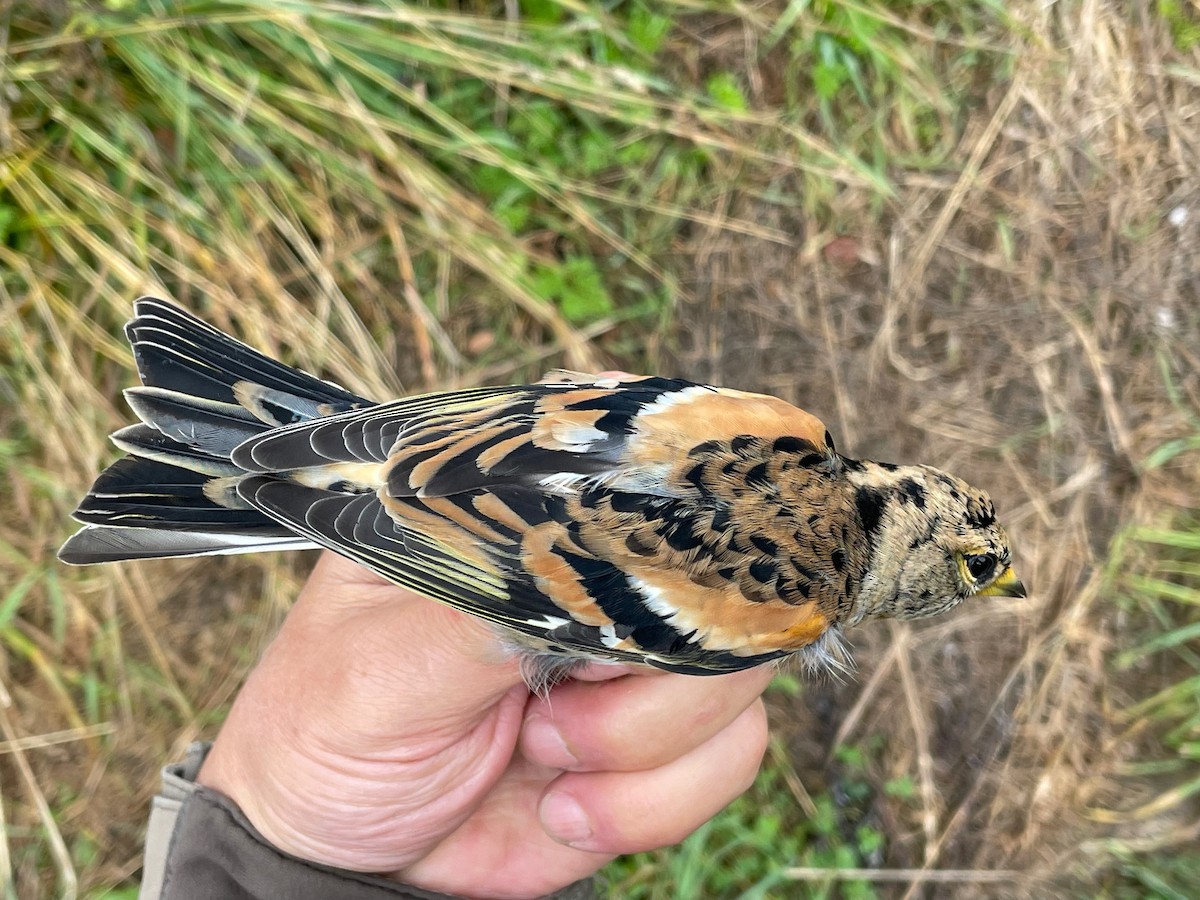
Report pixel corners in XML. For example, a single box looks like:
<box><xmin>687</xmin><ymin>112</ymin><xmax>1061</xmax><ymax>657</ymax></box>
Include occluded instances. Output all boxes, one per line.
<box><xmin>59</xmin><ymin>297</ymin><xmax>376</xmax><ymax>565</ymax></box>
<box><xmin>73</xmin><ymin>458</ymin><xmax>288</xmax><ymax>532</ymax></box>
<box><xmin>127</xmin><ymin>298</ymin><xmax>368</xmax><ymax>411</ymax></box>
<box><xmin>110</xmin><ymin>424</ymin><xmax>242</xmax><ymax>477</ymax></box>
<box><xmin>124</xmin><ymin>387</ymin><xmax>264</xmax><ymax>456</ymax></box>
<box><xmin>60</xmin><ymin>526</ymin><xmax>315</xmax><ymax>564</ymax></box>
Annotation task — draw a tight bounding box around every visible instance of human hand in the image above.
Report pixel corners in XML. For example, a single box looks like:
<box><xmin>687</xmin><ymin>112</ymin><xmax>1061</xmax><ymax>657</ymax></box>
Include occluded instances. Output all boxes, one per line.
<box><xmin>198</xmin><ymin>552</ymin><xmax>772</xmax><ymax>899</ymax></box>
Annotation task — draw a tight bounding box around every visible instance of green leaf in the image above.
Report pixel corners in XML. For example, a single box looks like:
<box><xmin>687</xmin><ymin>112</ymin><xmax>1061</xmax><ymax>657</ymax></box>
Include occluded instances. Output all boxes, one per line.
<box><xmin>812</xmin><ymin>61</ymin><xmax>847</xmax><ymax>100</ymax></box>
<box><xmin>885</xmin><ymin>774</ymin><xmax>916</xmax><ymax>799</ymax></box>
<box><xmin>580</xmin><ymin>133</ymin><xmax>616</xmax><ymax>176</ymax></box>
<box><xmin>1158</xmin><ymin>0</ymin><xmax>1200</xmax><ymax>51</ymax></box>
<box><xmin>0</xmin><ymin>204</ymin><xmax>17</xmax><ymax>245</ymax></box>
<box><xmin>856</xmin><ymin>824</ymin><xmax>883</xmax><ymax>854</ymax></box>
<box><xmin>706</xmin><ymin>72</ymin><xmax>747</xmax><ymax>111</ymax></box>
<box><xmin>557</xmin><ymin>256</ymin><xmax>614</xmax><ymax>323</ymax></box>
<box><xmin>768</xmin><ymin>672</ymin><xmax>803</xmax><ymax>697</ymax></box>
<box><xmin>629</xmin><ymin>5</ymin><xmax>674</xmax><ymax>56</ymax></box>
<box><xmin>529</xmin><ymin>264</ymin><xmax>565</xmax><ymax>300</ymax></box>
<box><xmin>519</xmin><ymin>0</ymin><xmax>565</xmax><ymax>25</ymax></box>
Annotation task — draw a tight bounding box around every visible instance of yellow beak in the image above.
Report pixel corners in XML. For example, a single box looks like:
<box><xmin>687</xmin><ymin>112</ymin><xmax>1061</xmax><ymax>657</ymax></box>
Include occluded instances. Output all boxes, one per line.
<box><xmin>978</xmin><ymin>567</ymin><xmax>1027</xmax><ymax>598</ymax></box>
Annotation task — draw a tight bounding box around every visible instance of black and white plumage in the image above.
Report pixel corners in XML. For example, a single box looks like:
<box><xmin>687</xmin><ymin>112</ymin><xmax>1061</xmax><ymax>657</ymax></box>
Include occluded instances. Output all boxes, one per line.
<box><xmin>61</xmin><ymin>299</ymin><xmax>1025</xmax><ymax>680</ymax></box>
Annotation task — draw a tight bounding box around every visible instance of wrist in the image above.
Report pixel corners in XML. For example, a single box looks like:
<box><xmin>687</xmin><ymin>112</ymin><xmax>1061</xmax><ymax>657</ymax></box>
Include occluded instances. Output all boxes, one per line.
<box><xmin>195</xmin><ymin>724</ymin><xmax>312</xmax><ymax>861</ymax></box>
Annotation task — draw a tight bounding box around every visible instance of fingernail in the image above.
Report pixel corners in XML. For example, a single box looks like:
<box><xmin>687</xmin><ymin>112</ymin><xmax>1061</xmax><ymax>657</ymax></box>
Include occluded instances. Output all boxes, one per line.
<box><xmin>523</xmin><ymin>715</ymin><xmax>578</xmax><ymax>769</ymax></box>
<box><xmin>540</xmin><ymin>791</ymin><xmax>593</xmax><ymax>846</ymax></box>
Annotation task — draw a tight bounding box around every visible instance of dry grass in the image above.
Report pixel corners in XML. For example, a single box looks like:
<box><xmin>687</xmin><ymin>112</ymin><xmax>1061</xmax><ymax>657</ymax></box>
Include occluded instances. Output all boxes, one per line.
<box><xmin>2</xmin><ymin>1</ymin><xmax>1199</xmax><ymax>898</ymax></box>
<box><xmin>654</xmin><ymin>3</ymin><xmax>1200</xmax><ymax>895</ymax></box>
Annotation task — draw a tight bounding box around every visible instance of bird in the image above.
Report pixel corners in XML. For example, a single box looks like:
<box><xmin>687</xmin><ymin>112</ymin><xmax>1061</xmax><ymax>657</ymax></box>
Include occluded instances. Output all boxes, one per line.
<box><xmin>60</xmin><ymin>298</ymin><xmax>1026</xmax><ymax>685</ymax></box>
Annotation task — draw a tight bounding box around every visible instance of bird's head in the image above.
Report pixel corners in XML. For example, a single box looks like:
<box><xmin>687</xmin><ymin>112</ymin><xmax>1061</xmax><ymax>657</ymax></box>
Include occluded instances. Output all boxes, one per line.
<box><xmin>845</xmin><ymin>462</ymin><xmax>1025</xmax><ymax>623</ymax></box>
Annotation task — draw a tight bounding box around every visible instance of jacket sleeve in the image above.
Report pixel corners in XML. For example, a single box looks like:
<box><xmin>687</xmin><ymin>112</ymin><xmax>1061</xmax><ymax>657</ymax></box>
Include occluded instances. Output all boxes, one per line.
<box><xmin>139</xmin><ymin>742</ymin><xmax>596</xmax><ymax>900</ymax></box>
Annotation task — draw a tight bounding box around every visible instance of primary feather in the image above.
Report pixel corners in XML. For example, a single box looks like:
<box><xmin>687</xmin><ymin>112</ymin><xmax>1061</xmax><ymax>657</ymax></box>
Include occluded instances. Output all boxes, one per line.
<box><xmin>61</xmin><ymin>298</ymin><xmax>1025</xmax><ymax>679</ymax></box>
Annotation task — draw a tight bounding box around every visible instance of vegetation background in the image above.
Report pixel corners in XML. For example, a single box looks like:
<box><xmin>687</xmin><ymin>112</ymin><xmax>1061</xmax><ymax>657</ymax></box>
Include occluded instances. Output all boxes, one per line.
<box><xmin>1</xmin><ymin>0</ymin><xmax>1198</xmax><ymax>897</ymax></box>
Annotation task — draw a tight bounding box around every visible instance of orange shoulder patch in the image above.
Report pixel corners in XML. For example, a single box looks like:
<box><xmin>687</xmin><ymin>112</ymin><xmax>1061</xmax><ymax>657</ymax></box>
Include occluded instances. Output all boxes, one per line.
<box><xmin>629</xmin><ymin>387</ymin><xmax>829</xmax><ymax>465</ymax></box>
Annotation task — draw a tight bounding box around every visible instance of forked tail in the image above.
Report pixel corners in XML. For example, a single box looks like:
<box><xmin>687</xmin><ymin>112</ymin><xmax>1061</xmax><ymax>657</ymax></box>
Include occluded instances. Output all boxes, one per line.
<box><xmin>58</xmin><ymin>298</ymin><xmax>374</xmax><ymax>564</ymax></box>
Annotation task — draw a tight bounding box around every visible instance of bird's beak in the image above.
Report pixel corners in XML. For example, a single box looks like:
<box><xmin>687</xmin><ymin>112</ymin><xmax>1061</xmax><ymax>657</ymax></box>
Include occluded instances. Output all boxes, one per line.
<box><xmin>978</xmin><ymin>567</ymin><xmax>1027</xmax><ymax>598</ymax></box>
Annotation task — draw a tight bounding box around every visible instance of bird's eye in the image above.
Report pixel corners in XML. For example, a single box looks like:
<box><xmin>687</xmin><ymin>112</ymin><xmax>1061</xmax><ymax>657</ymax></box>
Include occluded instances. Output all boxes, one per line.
<box><xmin>966</xmin><ymin>553</ymin><xmax>996</xmax><ymax>581</ymax></box>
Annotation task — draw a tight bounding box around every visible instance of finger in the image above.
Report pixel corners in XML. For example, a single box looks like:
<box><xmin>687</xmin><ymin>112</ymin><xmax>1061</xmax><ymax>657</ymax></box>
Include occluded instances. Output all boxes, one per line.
<box><xmin>520</xmin><ymin>664</ymin><xmax>774</xmax><ymax>772</ymax></box>
<box><xmin>567</xmin><ymin>661</ymin><xmax>657</xmax><ymax>682</ymax></box>
<box><xmin>396</xmin><ymin>755</ymin><xmax>617</xmax><ymax>897</ymax></box>
<box><xmin>538</xmin><ymin>700</ymin><xmax>768</xmax><ymax>854</ymax></box>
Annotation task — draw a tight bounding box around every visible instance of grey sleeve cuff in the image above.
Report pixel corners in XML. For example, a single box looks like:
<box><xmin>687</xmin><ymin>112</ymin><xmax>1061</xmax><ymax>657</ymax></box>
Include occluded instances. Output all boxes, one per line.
<box><xmin>140</xmin><ymin>741</ymin><xmax>212</xmax><ymax>900</ymax></box>
<box><xmin>139</xmin><ymin>741</ymin><xmax>596</xmax><ymax>900</ymax></box>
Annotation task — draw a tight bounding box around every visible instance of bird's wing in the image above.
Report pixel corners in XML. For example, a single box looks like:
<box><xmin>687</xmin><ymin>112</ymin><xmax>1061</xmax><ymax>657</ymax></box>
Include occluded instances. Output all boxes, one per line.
<box><xmin>231</xmin><ymin>377</ymin><xmax>837</xmax><ymax>672</ymax></box>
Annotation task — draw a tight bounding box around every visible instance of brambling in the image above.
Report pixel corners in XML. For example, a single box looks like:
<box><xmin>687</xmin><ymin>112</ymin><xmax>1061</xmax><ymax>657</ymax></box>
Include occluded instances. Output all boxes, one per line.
<box><xmin>61</xmin><ymin>299</ymin><xmax>1025</xmax><ymax>683</ymax></box>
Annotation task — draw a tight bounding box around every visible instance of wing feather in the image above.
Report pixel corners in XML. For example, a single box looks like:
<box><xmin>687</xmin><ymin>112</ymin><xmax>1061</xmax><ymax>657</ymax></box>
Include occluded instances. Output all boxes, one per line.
<box><xmin>222</xmin><ymin>374</ymin><xmax>838</xmax><ymax>673</ymax></box>
<box><xmin>238</xmin><ymin>477</ymin><xmax>593</xmax><ymax>638</ymax></box>
<box><xmin>232</xmin><ymin>386</ymin><xmax>531</xmax><ymax>471</ymax></box>
<box><xmin>232</xmin><ymin>379</ymin><xmax>695</xmax><ymax>492</ymax></box>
